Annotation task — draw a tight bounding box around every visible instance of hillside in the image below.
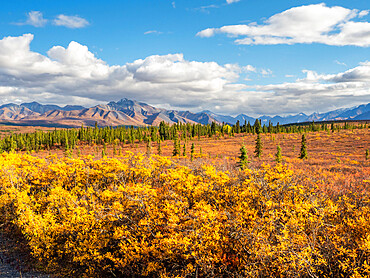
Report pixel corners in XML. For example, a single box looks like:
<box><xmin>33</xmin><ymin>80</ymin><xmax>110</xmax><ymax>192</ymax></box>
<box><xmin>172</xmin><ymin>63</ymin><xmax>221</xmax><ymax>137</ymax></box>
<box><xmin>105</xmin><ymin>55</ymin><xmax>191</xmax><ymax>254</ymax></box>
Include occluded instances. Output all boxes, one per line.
<box><xmin>0</xmin><ymin>98</ymin><xmax>369</xmax><ymax>127</ymax></box>
<box><xmin>0</xmin><ymin>98</ymin><xmax>219</xmax><ymax>127</ymax></box>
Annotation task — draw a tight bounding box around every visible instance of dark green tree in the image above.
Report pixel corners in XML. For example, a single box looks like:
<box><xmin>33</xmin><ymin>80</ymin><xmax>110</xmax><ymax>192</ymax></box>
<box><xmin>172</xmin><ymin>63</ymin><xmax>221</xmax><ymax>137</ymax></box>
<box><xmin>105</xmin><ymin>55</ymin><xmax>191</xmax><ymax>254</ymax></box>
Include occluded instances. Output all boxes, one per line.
<box><xmin>299</xmin><ymin>134</ymin><xmax>308</xmax><ymax>159</ymax></box>
<box><xmin>253</xmin><ymin>119</ymin><xmax>262</xmax><ymax>134</ymax></box>
<box><xmin>157</xmin><ymin>140</ymin><xmax>162</xmax><ymax>155</ymax></box>
<box><xmin>275</xmin><ymin>145</ymin><xmax>282</xmax><ymax>163</ymax></box>
<box><xmin>172</xmin><ymin>135</ymin><xmax>180</xmax><ymax>156</ymax></box>
<box><xmin>254</xmin><ymin>133</ymin><xmax>262</xmax><ymax>158</ymax></box>
<box><xmin>146</xmin><ymin>138</ymin><xmax>152</xmax><ymax>156</ymax></box>
<box><xmin>103</xmin><ymin>140</ymin><xmax>107</xmax><ymax>155</ymax></box>
<box><xmin>238</xmin><ymin>144</ymin><xmax>250</xmax><ymax>169</ymax></box>
<box><xmin>190</xmin><ymin>143</ymin><xmax>195</xmax><ymax>161</ymax></box>
<box><xmin>235</xmin><ymin>120</ymin><xmax>241</xmax><ymax>134</ymax></box>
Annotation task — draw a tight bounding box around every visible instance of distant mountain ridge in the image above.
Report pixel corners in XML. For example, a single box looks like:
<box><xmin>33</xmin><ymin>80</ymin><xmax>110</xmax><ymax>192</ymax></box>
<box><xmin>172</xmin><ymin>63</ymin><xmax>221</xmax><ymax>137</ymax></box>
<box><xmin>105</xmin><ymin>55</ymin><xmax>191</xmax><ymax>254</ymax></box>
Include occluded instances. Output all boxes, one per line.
<box><xmin>0</xmin><ymin>99</ymin><xmax>368</xmax><ymax>127</ymax></box>
<box><xmin>0</xmin><ymin>98</ymin><xmax>218</xmax><ymax>127</ymax></box>
<box><xmin>208</xmin><ymin>103</ymin><xmax>370</xmax><ymax>125</ymax></box>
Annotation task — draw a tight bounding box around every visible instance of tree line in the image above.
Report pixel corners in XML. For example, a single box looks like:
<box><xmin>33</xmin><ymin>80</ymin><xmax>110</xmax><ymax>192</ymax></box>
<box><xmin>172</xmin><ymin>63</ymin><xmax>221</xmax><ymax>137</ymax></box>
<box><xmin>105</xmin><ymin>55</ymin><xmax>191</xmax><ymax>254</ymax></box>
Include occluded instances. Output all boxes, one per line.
<box><xmin>0</xmin><ymin>120</ymin><xmax>367</xmax><ymax>153</ymax></box>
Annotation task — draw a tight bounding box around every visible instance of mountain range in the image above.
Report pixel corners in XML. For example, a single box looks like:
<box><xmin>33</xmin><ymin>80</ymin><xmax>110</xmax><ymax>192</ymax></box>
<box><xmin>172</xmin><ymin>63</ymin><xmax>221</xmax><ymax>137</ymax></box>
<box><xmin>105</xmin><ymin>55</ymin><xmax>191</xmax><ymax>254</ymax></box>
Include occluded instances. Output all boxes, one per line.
<box><xmin>0</xmin><ymin>98</ymin><xmax>369</xmax><ymax>127</ymax></box>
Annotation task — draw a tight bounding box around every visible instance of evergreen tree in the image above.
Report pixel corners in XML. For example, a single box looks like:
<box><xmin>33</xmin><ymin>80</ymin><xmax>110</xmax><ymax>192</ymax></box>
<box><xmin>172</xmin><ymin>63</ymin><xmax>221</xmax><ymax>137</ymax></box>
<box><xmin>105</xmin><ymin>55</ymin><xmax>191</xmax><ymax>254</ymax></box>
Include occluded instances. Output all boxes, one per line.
<box><xmin>276</xmin><ymin>122</ymin><xmax>281</xmax><ymax>133</ymax></box>
<box><xmin>182</xmin><ymin>143</ymin><xmax>186</xmax><ymax>156</ymax></box>
<box><xmin>253</xmin><ymin>119</ymin><xmax>262</xmax><ymax>134</ymax></box>
<box><xmin>157</xmin><ymin>140</ymin><xmax>162</xmax><ymax>155</ymax></box>
<box><xmin>64</xmin><ymin>137</ymin><xmax>69</xmax><ymax>153</ymax></box>
<box><xmin>190</xmin><ymin>143</ymin><xmax>195</xmax><ymax>161</ymax></box>
<box><xmin>9</xmin><ymin>137</ymin><xmax>16</xmax><ymax>152</ymax></box>
<box><xmin>254</xmin><ymin>134</ymin><xmax>262</xmax><ymax>158</ymax></box>
<box><xmin>299</xmin><ymin>134</ymin><xmax>308</xmax><ymax>159</ymax></box>
<box><xmin>238</xmin><ymin>144</ymin><xmax>250</xmax><ymax>169</ymax></box>
<box><xmin>275</xmin><ymin>145</ymin><xmax>282</xmax><ymax>163</ymax></box>
<box><xmin>211</xmin><ymin>122</ymin><xmax>217</xmax><ymax>135</ymax></box>
<box><xmin>235</xmin><ymin>120</ymin><xmax>241</xmax><ymax>133</ymax></box>
<box><xmin>113</xmin><ymin>141</ymin><xmax>117</xmax><ymax>156</ymax></box>
<box><xmin>146</xmin><ymin>138</ymin><xmax>152</xmax><ymax>156</ymax></box>
<box><xmin>172</xmin><ymin>135</ymin><xmax>180</xmax><ymax>156</ymax></box>
<box><xmin>366</xmin><ymin>149</ymin><xmax>369</xmax><ymax>160</ymax></box>
<box><xmin>103</xmin><ymin>140</ymin><xmax>107</xmax><ymax>154</ymax></box>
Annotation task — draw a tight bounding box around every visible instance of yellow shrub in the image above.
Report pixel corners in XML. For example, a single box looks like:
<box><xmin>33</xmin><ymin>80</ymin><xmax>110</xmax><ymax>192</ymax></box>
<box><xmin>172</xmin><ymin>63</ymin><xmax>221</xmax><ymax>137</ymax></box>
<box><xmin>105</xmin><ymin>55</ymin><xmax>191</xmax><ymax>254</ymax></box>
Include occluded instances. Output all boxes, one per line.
<box><xmin>0</xmin><ymin>152</ymin><xmax>368</xmax><ymax>277</ymax></box>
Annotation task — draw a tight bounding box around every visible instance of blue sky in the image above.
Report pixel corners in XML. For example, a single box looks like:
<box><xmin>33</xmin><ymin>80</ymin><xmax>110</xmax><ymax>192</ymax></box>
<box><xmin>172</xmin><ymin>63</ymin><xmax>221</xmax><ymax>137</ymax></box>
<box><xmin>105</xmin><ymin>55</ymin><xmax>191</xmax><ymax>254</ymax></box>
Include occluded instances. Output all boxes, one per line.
<box><xmin>0</xmin><ymin>0</ymin><xmax>369</xmax><ymax>116</ymax></box>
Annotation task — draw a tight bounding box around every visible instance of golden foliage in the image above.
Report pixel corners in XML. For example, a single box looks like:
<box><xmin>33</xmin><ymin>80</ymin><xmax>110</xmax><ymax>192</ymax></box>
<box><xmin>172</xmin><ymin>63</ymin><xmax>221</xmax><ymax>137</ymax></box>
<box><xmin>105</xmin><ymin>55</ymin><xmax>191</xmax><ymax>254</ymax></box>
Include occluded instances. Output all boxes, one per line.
<box><xmin>0</xmin><ymin>152</ymin><xmax>369</xmax><ymax>277</ymax></box>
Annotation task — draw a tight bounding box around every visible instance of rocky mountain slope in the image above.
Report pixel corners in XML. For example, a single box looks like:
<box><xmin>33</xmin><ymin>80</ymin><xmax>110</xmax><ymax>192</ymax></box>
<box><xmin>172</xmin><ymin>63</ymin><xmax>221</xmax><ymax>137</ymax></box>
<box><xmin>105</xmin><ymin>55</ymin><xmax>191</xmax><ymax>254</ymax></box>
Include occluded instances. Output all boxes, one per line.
<box><xmin>0</xmin><ymin>98</ymin><xmax>218</xmax><ymax>127</ymax></box>
<box><xmin>209</xmin><ymin>103</ymin><xmax>370</xmax><ymax>125</ymax></box>
<box><xmin>0</xmin><ymin>99</ymin><xmax>368</xmax><ymax>127</ymax></box>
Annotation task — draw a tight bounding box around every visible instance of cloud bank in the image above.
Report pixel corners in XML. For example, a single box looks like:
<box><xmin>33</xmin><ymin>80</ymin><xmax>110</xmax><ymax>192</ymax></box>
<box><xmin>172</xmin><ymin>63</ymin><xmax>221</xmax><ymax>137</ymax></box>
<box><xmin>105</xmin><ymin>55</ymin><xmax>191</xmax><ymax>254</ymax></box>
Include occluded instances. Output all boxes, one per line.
<box><xmin>0</xmin><ymin>34</ymin><xmax>368</xmax><ymax>116</ymax></box>
<box><xmin>197</xmin><ymin>3</ymin><xmax>370</xmax><ymax>47</ymax></box>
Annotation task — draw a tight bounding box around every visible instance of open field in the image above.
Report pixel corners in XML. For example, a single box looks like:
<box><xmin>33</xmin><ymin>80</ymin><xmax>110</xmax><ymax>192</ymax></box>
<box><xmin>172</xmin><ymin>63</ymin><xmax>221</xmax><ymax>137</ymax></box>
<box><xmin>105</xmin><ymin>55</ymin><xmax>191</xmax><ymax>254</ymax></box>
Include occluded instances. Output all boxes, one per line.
<box><xmin>0</xmin><ymin>124</ymin><xmax>61</xmax><ymax>138</ymax></box>
<box><xmin>0</xmin><ymin>126</ymin><xmax>369</xmax><ymax>277</ymax></box>
<box><xmin>25</xmin><ymin>127</ymin><xmax>369</xmax><ymax>195</ymax></box>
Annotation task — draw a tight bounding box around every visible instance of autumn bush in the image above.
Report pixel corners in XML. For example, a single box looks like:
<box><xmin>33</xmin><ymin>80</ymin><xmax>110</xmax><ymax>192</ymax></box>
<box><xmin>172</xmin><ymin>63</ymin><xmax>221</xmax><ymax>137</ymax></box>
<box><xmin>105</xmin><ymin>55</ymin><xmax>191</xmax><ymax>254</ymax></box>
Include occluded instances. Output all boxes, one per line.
<box><xmin>0</xmin><ymin>152</ymin><xmax>369</xmax><ymax>277</ymax></box>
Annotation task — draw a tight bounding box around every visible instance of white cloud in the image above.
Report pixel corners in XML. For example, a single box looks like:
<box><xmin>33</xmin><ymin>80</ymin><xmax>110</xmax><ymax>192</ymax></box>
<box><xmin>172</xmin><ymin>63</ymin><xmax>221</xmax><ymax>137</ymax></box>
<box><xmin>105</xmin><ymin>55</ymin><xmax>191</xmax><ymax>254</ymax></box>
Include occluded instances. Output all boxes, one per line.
<box><xmin>197</xmin><ymin>3</ymin><xmax>370</xmax><ymax>47</ymax></box>
<box><xmin>194</xmin><ymin>4</ymin><xmax>219</xmax><ymax>13</ymax></box>
<box><xmin>359</xmin><ymin>10</ymin><xmax>369</xmax><ymax>18</ymax></box>
<box><xmin>0</xmin><ymin>34</ymin><xmax>368</xmax><ymax>116</ymax></box>
<box><xmin>243</xmin><ymin>65</ymin><xmax>256</xmax><ymax>72</ymax></box>
<box><xmin>226</xmin><ymin>0</ymin><xmax>240</xmax><ymax>4</ymax></box>
<box><xmin>172</xmin><ymin>1</ymin><xmax>176</xmax><ymax>8</ymax></box>
<box><xmin>144</xmin><ymin>30</ymin><xmax>163</xmax><ymax>35</ymax></box>
<box><xmin>252</xmin><ymin>63</ymin><xmax>370</xmax><ymax>115</ymax></box>
<box><xmin>261</xmin><ymin>69</ymin><xmax>273</xmax><ymax>76</ymax></box>
<box><xmin>53</xmin><ymin>15</ymin><xmax>89</xmax><ymax>28</ymax></box>
<box><xmin>335</xmin><ymin>60</ymin><xmax>347</xmax><ymax>66</ymax></box>
<box><xmin>315</xmin><ymin>61</ymin><xmax>370</xmax><ymax>83</ymax></box>
<box><xmin>19</xmin><ymin>11</ymin><xmax>48</xmax><ymax>27</ymax></box>
<box><xmin>0</xmin><ymin>34</ymin><xmax>244</xmax><ymax>111</ymax></box>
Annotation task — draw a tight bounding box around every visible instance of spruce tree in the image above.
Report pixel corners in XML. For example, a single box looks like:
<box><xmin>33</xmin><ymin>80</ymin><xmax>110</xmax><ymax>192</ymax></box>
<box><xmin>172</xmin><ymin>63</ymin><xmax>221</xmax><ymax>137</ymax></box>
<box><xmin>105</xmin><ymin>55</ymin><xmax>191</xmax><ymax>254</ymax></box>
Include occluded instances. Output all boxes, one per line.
<box><xmin>113</xmin><ymin>142</ymin><xmax>117</xmax><ymax>156</ymax></box>
<box><xmin>103</xmin><ymin>140</ymin><xmax>107</xmax><ymax>155</ymax></box>
<box><xmin>64</xmin><ymin>137</ymin><xmax>70</xmax><ymax>154</ymax></box>
<box><xmin>254</xmin><ymin>133</ymin><xmax>262</xmax><ymax>158</ymax></box>
<box><xmin>172</xmin><ymin>135</ymin><xmax>180</xmax><ymax>156</ymax></box>
<box><xmin>275</xmin><ymin>145</ymin><xmax>282</xmax><ymax>163</ymax></box>
<box><xmin>253</xmin><ymin>119</ymin><xmax>262</xmax><ymax>134</ymax></box>
<box><xmin>157</xmin><ymin>140</ymin><xmax>162</xmax><ymax>155</ymax></box>
<box><xmin>182</xmin><ymin>143</ymin><xmax>186</xmax><ymax>156</ymax></box>
<box><xmin>238</xmin><ymin>144</ymin><xmax>250</xmax><ymax>169</ymax></box>
<box><xmin>299</xmin><ymin>134</ymin><xmax>308</xmax><ymax>159</ymax></box>
<box><xmin>146</xmin><ymin>138</ymin><xmax>152</xmax><ymax>156</ymax></box>
<box><xmin>191</xmin><ymin>143</ymin><xmax>195</xmax><ymax>161</ymax></box>
<box><xmin>235</xmin><ymin>120</ymin><xmax>241</xmax><ymax>134</ymax></box>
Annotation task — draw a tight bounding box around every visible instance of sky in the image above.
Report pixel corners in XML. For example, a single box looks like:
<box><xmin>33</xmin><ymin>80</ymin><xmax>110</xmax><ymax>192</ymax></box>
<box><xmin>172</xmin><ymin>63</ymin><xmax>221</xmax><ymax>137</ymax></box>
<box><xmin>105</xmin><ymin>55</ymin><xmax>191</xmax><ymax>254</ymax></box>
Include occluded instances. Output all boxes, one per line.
<box><xmin>0</xmin><ymin>0</ymin><xmax>369</xmax><ymax>116</ymax></box>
